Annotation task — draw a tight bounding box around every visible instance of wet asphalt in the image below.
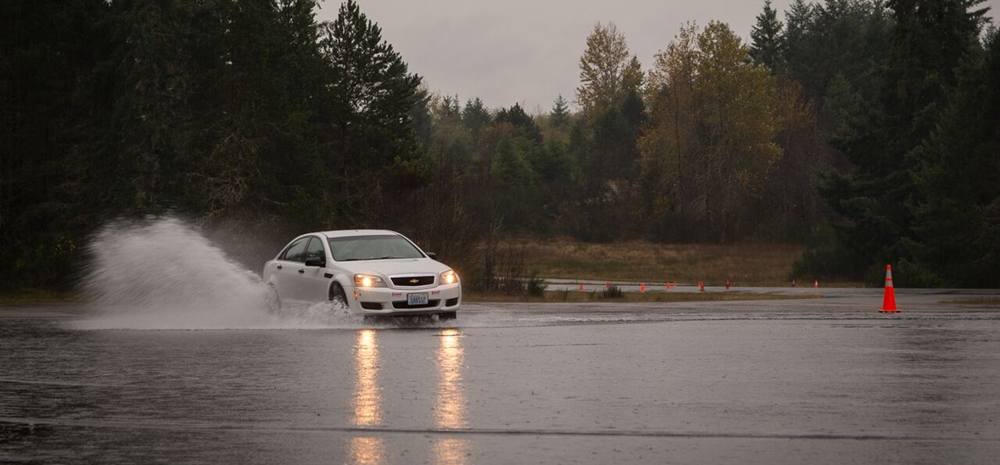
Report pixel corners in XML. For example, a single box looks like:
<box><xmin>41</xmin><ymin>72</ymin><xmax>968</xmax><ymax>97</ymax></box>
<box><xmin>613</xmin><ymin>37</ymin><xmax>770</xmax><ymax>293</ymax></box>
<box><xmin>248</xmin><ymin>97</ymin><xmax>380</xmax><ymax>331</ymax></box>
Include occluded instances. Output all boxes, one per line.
<box><xmin>2</xmin><ymin>288</ymin><xmax>999</xmax><ymax>465</ymax></box>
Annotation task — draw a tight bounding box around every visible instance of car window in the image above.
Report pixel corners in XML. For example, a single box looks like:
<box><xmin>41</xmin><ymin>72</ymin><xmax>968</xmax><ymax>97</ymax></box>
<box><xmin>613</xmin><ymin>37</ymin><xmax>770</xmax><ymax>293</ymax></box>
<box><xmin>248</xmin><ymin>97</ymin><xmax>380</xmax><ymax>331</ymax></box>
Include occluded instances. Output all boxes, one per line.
<box><xmin>304</xmin><ymin>237</ymin><xmax>325</xmax><ymax>262</ymax></box>
<box><xmin>328</xmin><ymin>235</ymin><xmax>424</xmax><ymax>261</ymax></box>
<box><xmin>281</xmin><ymin>238</ymin><xmax>309</xmax><ymax>263</ymax></box>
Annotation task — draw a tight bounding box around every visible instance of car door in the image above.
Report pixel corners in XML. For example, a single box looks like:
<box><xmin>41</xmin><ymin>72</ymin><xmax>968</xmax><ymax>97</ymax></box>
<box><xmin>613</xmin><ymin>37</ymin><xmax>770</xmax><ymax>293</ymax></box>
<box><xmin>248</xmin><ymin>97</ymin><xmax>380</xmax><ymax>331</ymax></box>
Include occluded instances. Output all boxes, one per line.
<box><xmin>301</xmin><ymin>236</ymin><xmax>331</xmax><ymax>302</ymax></box>
<box><xmin>273</xmin><ymin>237</ymin><xmax>309</xmax><ymax>301</ymax></box>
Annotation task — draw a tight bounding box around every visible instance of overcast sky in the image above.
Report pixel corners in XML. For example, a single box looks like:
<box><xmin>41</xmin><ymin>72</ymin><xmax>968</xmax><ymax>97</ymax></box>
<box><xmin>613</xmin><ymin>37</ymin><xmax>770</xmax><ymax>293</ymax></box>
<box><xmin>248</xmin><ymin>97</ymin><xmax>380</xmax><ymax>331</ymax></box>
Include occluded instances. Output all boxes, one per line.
<box><xmin>316</xmin><ymin>0</ymin><xmax>1000</xmax><ymax>113</ymax></box>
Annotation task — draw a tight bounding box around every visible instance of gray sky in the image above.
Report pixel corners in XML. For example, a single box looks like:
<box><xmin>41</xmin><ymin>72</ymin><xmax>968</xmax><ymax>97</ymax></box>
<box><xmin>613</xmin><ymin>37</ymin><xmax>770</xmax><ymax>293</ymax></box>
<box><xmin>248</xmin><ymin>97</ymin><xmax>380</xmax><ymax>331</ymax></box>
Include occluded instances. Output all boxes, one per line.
<box><xmin>316</xmin><ymin>0</ymin><xmax>1000</xmax><ymax>113</ymax></box>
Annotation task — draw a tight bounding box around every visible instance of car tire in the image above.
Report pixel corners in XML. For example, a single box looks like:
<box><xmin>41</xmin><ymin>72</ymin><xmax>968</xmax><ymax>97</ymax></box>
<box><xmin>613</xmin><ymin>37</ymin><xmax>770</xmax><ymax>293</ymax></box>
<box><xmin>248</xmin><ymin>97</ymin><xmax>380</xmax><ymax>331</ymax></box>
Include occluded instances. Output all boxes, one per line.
<box><xmin>266</xmin><ymin>284</ymin><xmax>282</xmax><ymax>313</ymax></box>
<box><xmin>438</xmin><ymin>311</ymin><xmax>457</xmax><ymax>320</ymax></box>
<box><xmin>329</xmin><ymin>282</ymin><xmax>349</xmax><ymax>310</ymax></box>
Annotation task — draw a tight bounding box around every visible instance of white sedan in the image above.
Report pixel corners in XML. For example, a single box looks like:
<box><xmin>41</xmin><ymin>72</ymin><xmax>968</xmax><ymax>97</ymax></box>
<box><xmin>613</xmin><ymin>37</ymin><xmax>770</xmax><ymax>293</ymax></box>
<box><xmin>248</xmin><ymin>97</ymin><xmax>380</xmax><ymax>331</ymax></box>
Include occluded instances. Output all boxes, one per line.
<box><xmin>262</xmin><ymin>230</ymin><xmax>461</xmax><ymax>319</ymax></box>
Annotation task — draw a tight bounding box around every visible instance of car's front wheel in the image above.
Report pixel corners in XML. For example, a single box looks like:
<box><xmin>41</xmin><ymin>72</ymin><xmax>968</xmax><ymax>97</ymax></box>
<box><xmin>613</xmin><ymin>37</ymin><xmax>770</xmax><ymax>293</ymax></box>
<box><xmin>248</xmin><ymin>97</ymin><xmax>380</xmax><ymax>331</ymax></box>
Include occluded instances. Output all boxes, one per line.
<box><xmin>329</xmin><ymin>282</ymin><xmax>349</xmax><ymax>311</ymax></box>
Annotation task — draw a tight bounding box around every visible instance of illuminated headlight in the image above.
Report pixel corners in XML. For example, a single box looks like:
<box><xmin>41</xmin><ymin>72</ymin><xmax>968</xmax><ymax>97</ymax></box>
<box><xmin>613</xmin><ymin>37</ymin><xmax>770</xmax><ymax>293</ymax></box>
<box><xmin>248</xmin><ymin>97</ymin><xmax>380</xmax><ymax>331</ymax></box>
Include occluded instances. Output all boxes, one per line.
<box><xmin>441</xmin><ymin>270</ymin><xmax>459</xmax><ymax>285</ymax></box>
<box><xmin>354</xmin><ymin>274</ymin><xmax>386</xmax><ymax>288</ymax></box>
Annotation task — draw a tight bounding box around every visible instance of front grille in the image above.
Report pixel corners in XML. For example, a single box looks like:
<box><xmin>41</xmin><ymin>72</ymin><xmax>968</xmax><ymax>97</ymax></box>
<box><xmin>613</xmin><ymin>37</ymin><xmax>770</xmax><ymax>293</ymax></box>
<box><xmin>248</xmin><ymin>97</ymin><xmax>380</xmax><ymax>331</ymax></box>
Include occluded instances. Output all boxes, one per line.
<box><xmin>360</xmin><ymin>302</ymin><xmax>383</xmax><ymax>310</ymax></box>
<box><xmin>445</xmin><ymin>298</ymin><xmax>459</xmax><ymax>307</ymax></box>
<box><xmin>392</xmin><ymin>299</ymin><xmax>440</xmax><ymax>309</ymax></box>
<box><xmin>391</xmin><ymin>276</ymin><xmax>435</xmax><ymax>287</ymax></box>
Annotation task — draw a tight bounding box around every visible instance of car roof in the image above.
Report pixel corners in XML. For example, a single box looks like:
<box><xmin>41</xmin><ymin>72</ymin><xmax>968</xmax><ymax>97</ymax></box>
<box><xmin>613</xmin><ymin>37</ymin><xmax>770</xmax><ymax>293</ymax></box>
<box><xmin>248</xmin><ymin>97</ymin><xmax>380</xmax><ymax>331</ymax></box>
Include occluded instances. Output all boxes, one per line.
<box><xmin>317</xmin><ymin>229</ymin><xmax>401</xmax><ymax>239</ymax></box>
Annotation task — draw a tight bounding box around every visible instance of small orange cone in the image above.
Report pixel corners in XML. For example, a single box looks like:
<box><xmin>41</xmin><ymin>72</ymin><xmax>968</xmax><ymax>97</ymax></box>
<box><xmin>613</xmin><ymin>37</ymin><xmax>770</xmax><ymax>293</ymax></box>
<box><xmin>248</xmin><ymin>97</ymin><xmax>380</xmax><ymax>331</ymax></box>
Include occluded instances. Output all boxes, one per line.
<box><xmin>640</xmin><ymin>282</ymin><xmax>646</xmax><ymax>293</ymax></box>
<box><xmin>699</xmin><ymin>281</ymin><xmax>705</xmax><ymax>292</ymax></box>
<box><xmin>605</xmin><ymin>281</ymin><xmax>611</xmax><ymax>290</ymax></box>
<box><xmin>725</xmin><ymin>280</ymin><xmax>730</xmax><ymax>291</ymax></box>
<box><xmin>814</xmin><ymin>279</ymin><xmax>819</xmax><ymax>289</ymax></box>
<box><xmin>880</xmin><ymin>264</ymin><xmax>898</xmax><ymax>313</ymax></box>
<box><xmin>579</xmin><ymin>283</ymin><xmax>584</xmax><ymax>291</ymax></box>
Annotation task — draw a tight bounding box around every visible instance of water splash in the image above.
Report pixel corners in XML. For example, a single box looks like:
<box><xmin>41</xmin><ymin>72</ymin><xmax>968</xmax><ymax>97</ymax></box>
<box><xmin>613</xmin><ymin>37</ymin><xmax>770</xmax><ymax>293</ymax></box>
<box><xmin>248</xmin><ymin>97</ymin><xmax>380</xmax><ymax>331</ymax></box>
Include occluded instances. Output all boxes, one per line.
<box><xmin>74</xmin><ymin>216</ymin><xmax>361</xmax><ymax>330</ymax></box>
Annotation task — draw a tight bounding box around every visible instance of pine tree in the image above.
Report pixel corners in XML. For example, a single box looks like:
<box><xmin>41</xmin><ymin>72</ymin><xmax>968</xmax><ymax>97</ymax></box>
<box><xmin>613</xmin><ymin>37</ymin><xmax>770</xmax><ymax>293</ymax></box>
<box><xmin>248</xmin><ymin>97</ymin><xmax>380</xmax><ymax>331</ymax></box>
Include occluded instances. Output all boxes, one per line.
<box><xmin>750</xmin><ymin>0</ymin><xmax>786</xmax><ymax>71</ymax></box>
<box><xmin>462</xmin><ymin>98</ymin><xmax>492</xmax><ymax>140</ymax></box>
<box><xmin>495</xmin><ymin>103</ymin><xmax>542</xmax><ymax>143</ymax></box>
<box><xmin>550</xmin><ymin>95</ymin><xmax>570</xmax><ymax>128</ymax></box>
<box><xmin>904</xmin><ymin>14</ymin><xmax>998</xmax><ymax>287</ymax></box>
<box><xmin>317</xmin><ymin>0</ymin><xmax>423</xmax><ymax>226</ymax></box>
<box><xmin>822</xmin><ymin>0</ymin><xmax>989</xmax><ymax>283</ymax></box>
<box><xmin>783</xmin><ymin>0</ymin><xmax>814</xmax><ymax>80</ymax></box>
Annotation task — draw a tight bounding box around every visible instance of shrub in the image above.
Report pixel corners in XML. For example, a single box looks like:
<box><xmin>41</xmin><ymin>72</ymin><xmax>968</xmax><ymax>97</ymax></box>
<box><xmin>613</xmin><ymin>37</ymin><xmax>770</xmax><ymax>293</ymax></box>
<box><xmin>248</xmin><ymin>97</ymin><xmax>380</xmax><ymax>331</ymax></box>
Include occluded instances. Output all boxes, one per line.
<box><xmin>601</xmin><ymin>285</ymin><xmax>624</xmax><ymax>299</ymax></box>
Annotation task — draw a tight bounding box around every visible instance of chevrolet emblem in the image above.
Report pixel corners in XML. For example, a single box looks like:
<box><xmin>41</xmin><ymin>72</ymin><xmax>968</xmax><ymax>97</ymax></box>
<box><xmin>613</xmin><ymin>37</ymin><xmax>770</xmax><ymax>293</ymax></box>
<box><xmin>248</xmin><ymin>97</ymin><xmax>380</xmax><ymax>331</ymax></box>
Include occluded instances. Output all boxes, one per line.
<box><xmin>409</xmin><ymin>278</ymin><xmax>420</xmax><ymax>284</ymax></box>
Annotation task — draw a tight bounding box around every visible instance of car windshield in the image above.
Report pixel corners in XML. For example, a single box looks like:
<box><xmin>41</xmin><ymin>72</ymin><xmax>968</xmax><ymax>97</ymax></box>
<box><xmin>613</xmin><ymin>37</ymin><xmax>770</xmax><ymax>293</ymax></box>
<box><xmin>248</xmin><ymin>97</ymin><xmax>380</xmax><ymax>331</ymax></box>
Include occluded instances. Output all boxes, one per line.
<box><xmin>327</xmin><ymin>235</ymin><xmax>424</xmax><ymax>261</ymax></box>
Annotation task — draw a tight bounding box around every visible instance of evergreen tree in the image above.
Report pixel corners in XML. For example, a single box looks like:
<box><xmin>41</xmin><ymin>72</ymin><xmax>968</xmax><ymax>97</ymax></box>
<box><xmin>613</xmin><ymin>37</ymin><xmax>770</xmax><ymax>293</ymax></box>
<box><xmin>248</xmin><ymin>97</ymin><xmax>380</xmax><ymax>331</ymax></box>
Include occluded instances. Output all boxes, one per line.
<box><xmin>750</xmin><ymin>0</ymin><xmax>786</xmax><ymax>71</ymax></box>
<box><xmin>317</xmin><ymin>0</ymin><xmax>423</xmax><ymax>227</ymax></box>
<box><xmin>822</xmin><ymin>0</ymin><xmax>988</xmax><ymax>283</ymax></box>
<box><xmin>550</xmin><ymin>95</ymin><xmax>571</xmax><ymax>128</ymax></box>
<box><xmin>495</xmin><ymin>103</ymin><xmax>543</xmax><ymax>143</ymax></box>
<box><xmin>0</xmin><ymin>0</ymin><xmax>114</xmax><ymax>288</ymax></box>
<box><xmin>194</xmin><ymin>0</ymin><xmax>328</xmax><ymax>230</ymax></box>
<box><xmin>904</xmin><ymin>27</ymin><xmax>999</xmax><ymax>287</ymax></box>
<box><xmin>410</xmin><ymin>87</ymin><xmax>434</xmax><ymax>149</ymax></box>
<box><xmin>462</xmin><ymin>98</ymin><xmax>492</xmax><ymax>141</ymax></box>
<box><xmin>783</xmin><ymin>0</ymin><xmax>815</xmax><ymax>84</ymax></box>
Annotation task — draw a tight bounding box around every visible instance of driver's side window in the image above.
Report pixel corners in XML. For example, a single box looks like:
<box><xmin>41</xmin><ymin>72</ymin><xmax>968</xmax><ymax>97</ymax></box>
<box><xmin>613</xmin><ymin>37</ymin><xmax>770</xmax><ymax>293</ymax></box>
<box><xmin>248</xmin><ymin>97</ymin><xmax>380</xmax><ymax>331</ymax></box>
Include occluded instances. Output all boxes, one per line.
<box><xmin>304</xmin><ymin>237</ymin><xmax>325</xmax><ymax>263</ymax></box>
<box><xmin>281</xmin><ymin>238</ymin><xmax>309</xmax><ymax>263</ymax></box>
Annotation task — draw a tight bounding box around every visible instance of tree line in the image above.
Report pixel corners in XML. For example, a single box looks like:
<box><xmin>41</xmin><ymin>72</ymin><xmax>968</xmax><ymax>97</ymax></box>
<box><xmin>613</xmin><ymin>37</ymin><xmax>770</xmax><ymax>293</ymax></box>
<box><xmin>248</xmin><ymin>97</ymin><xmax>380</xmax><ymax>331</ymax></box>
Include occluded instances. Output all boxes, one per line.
<box><xmin>2</xmin><ymin>0</ymin><xmax>998</xmax><ymax>290</ymax></box>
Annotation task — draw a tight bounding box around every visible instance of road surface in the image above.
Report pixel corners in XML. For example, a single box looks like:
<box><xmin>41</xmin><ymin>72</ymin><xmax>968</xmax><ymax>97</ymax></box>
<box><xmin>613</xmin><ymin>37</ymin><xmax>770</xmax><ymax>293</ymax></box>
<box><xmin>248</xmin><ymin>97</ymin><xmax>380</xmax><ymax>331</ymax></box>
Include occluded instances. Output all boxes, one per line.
<box><xmin>2</xmin><ymin>288</ymin><xmax>999</xmax><ymax>464</ymax></box>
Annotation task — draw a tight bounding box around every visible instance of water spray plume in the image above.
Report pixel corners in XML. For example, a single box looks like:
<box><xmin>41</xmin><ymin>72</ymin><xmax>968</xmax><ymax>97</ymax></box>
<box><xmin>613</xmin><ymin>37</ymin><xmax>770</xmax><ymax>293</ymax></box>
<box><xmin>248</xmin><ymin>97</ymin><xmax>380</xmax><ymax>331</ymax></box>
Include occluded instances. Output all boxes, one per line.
<box><xmin>76</xmin><ymin>217</ymin><xmax>276</xmax><ymax>329</ymax></box>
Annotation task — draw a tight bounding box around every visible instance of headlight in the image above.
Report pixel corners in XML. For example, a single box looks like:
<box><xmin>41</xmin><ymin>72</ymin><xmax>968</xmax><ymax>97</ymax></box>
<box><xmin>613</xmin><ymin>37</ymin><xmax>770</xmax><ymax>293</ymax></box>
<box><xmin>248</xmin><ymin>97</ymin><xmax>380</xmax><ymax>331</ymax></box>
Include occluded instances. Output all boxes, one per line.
<box><xmin>441</xmin><ymin>270</ymin><xmax>459</xmax><ymax>285</ymax></box>
<box><xmin>354</xmin><ymin>274</ymin><xmax>386</xmax><ymax>288</ymax></box>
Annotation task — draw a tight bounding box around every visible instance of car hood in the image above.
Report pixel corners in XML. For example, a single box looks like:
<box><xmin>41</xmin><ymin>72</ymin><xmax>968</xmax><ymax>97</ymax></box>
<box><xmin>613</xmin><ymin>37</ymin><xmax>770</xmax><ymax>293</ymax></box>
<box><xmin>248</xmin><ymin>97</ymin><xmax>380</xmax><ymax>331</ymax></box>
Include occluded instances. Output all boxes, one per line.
<box><xmin>333</xmin><ymin>258</ymin><xmax>450</xmax><ymax>277</ymax></box>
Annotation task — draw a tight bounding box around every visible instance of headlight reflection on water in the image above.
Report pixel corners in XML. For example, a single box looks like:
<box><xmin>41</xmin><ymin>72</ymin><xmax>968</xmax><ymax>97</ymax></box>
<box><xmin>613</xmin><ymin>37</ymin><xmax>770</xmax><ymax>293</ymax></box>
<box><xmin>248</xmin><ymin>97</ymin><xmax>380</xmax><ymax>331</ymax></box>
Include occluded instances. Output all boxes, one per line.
<box><xmin>347</xmin><ymin>328</ymin><xmax>469</xmax><ymax>465</ymax></box>
<box><xmin>350</xmin><ymin>329</ymin><xmax>384</xmax><ymax>465</ymax></box>
<box><xmin>348</xmin><ymin>436</ymin><xmax>384</xmax><ymax>465</ymax></box>
<box><xmin>353</xmin><ymin>329</ymin><xmax>382</xmax><ymax>426</ymax></box>
<box><xmin>434</xmin><ymin>328</ymin><xmax>469</xmax><ymax>465</ymax></box>
<box><xmin>435</xmin><ymin>328</ymin><xmax>466</xmax><ymax>429</ymax></box>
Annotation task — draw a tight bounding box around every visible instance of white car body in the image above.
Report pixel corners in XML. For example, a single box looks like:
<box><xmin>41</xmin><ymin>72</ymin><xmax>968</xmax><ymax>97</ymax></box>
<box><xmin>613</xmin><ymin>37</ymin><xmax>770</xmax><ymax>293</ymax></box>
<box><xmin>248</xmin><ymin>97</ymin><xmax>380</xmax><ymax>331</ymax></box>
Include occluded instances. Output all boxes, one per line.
<box><xmin>262</xmin><ymin>230</ymin><xmax>461</xmax><ymax>318</ymax></box>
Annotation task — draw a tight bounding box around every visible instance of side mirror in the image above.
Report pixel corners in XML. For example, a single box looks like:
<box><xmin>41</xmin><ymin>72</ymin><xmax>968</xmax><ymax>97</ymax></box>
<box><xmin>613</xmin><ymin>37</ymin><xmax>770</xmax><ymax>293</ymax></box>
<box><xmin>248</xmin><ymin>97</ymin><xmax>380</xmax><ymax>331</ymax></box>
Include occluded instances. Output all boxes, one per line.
<box><xmin>426</xmin><ymin>252</ymin><xmax>437</xmax><ymax>260</ymax></box>
<box><xmin>305</xmin><ymin>257</ymin><xmax>325</xmax><ymax>267</ymax></box>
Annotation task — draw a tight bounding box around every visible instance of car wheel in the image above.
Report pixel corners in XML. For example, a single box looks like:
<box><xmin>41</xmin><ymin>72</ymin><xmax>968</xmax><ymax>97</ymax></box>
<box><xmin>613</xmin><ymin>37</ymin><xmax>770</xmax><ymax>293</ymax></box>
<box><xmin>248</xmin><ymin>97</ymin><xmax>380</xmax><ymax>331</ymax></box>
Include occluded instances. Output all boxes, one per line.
<box><xmin>329</xmin><ymin>282</ymin><xmax>349</xmax><ymax>310</ymax></box>
<box><xmin>438</xmin><ymin>311</ymin><xmax>457</xmax><ymax>321</ymax></box>
<box><xmin>266</xmin><ymin>284</ymin><xmax>282</xmax><ymax>313</ymax></box>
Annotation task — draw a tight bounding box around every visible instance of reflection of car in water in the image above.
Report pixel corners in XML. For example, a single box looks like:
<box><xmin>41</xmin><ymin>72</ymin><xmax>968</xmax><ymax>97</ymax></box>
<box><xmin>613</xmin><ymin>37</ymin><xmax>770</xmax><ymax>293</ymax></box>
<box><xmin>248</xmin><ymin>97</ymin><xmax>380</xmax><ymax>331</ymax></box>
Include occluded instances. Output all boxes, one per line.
<box><xmin>262</xmin><ymin>230</ymin><xmax>461</xmax><ymax>319</ymax></box>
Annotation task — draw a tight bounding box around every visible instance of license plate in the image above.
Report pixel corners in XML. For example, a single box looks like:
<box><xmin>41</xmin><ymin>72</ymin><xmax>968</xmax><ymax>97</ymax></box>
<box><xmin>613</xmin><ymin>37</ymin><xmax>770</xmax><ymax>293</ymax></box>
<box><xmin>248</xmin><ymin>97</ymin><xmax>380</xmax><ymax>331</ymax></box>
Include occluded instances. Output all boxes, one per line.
<box><xmin>407</xmin><ymin>293</ymin><xmax>429</xmax><ymax>306</ymax></box>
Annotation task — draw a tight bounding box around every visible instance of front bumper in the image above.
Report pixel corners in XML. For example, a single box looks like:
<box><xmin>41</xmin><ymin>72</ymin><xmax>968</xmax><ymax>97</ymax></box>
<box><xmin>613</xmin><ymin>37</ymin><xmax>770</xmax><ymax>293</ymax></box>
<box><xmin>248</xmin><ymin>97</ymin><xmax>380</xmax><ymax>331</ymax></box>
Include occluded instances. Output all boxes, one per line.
<box><xmin>351</xmin><ymin>283</ymin><xmax>461</xmax><ymax>315</ymax></box>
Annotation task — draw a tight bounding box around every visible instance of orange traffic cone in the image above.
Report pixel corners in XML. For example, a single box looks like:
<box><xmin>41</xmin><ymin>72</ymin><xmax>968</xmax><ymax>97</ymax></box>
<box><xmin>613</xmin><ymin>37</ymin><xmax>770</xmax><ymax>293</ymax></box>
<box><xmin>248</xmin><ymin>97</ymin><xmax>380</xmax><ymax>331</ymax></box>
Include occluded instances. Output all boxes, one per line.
<box><xmin>880</xmin><ymin>264</ymin><xmax>898</xmax><ymax>313</ymax></box>
<box><xmin>699</xmin><ymin>281</ymin><xmax>705</xmax><ymax>292</ymax></box>
<box><xmin>665</xmin><ymin>282</ymin><xmax>671</xmax><ymax>290</ymax></box>
<box><xmin>605</xmin><ymin>281</ymin><xmax>610</xmax><ymax>290</ymax></box>
<box><xmin>640</xmin><ymin>282</ymin><xmax>646</xmax><ymax>293</ymax></box>
<box><xmin>725</xmin><ymin>280</ymin><xmax>730</xmax><ymax>291</ymax></box>
<box><xmin>579</xmin><ymin>283</ymin><xmax>584</xmax><ymax>291</ymax></box>
<box><xmin>814</xmin><ymin>279</ymin><xmax>819</xmax><ymax>289</ymax></box>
